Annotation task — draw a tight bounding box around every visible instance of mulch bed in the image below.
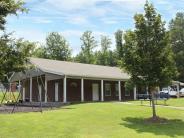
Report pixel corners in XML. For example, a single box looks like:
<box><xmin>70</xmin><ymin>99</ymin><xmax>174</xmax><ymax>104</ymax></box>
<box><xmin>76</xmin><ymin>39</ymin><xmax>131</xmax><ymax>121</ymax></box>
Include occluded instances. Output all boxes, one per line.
<box><xmin>145</xmin><ymin>116</ymin><xmax>168</xmax><ymax>124</ymax></box>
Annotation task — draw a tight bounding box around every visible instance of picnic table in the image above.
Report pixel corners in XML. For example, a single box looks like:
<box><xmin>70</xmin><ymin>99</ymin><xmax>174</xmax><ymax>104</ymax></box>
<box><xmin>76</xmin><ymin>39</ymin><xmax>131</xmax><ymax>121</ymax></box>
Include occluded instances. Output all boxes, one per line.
<box><xmin>137</xmin><ymin>93</ymin><xmax>170</xmax><ymax>106</ymax></box>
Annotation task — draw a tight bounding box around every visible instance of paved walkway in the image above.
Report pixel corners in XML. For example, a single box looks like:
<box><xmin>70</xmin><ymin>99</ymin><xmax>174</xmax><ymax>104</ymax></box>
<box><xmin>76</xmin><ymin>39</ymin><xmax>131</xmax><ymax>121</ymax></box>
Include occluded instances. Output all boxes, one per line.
<box><xmin>154</xmin><ymin>104</ymin><xmax>184</xmax><ymax>110</ymax></box>
<box><xmin>117</xmin><ymin>101</ymin><xmax>184</xmax><ymax>111</ymax></box>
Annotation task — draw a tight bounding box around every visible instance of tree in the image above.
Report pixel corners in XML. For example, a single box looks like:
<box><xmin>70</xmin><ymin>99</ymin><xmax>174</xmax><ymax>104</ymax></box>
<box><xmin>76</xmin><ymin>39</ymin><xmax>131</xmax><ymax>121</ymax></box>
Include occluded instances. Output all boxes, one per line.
<box><xmin>0</xmin><ymin>0</ymin><xmax>27</xmax><ymax>30</ymax></box>
<box><xmin>0</xmin><ymin>34</ymin><xmax>35</xmax><ymax>82</ymax></box>
<box><xmin>32</xmin><ymin>46</ymin><xmax>47</xmax><ymax>58</ymax></box>
<box><xmin>16</xmin><ymin>39</ymin><xmax>36</xmax><ymax>57</ymax></box>
<box><xmin>115</xmin><ymin>30</ymin><xmax>124</xmax><ymax>60</ymax></box>
<box><xmin>95</xmin><ymin>35</ymin><xmax>114</xmax><ymax>66</ymax></box>
<box><xmin>0</xmin><ymin>0</ymin><xmax>27</xmax><ymax>82</ymax></box>
<box><xmin>75</xmin><ymin>31</ymin><xmax>97</xmax><ymax>64</ymax></box>
<box><xmin>122</xmin><ymin>1</ymin><xmax>176</xmax><ymax>120</ymax></box>
<box><xmin>169</xmin><ymin>12</ymin><xmax>184</xmax><ymax>82</ymax></box>
<box><xmin>100</xmin><ymin>35</ymin><xmax>111</xmax><ymax>53</ymax></box>
<box><xmin>45</xmin><ymin>32</ymin><xmax>71</xmax><ymax>61</ymax></box>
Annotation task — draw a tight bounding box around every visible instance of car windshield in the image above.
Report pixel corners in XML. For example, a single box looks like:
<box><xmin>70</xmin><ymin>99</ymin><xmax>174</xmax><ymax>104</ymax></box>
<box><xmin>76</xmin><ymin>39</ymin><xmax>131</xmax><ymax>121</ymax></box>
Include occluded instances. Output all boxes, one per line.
<box><xmin>162</xmin><ymin>87</ymin><xmax>175</xmax><ymax>91</ymax></box>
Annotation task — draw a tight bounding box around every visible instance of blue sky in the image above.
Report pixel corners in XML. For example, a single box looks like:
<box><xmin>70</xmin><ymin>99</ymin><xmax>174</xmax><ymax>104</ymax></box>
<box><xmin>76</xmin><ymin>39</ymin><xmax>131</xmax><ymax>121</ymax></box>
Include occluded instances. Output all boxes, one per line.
<box><xmin>6</xmin><ymin>0</ymin><xmax>184</xmax><ymax>55</ymax></box>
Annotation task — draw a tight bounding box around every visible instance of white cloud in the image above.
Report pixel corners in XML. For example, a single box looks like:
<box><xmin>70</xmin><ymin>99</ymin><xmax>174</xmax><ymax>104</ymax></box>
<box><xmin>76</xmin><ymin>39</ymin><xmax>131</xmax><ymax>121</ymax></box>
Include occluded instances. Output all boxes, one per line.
<box><xmin>45</xmin><ymin>0</ymin><xmax>94</xmax><ymax>11</ymax></box>
<box><xmin>29</xmin><ymin>0</ymin><xmax>146</xmax><ymax>26</ymax></box>
<box><xmin>61</xmin><ymin>30</ymin><xmax>83</xmax><ymax>38</ymax></box>
<box><xmin>9</xmin><ymin>29</ymin><xmax>46</xmax><ymax>43</ymax></box>
<box><xmin>65</xmin><ymin>15</ymin><xmax>89</xmax><ymax>25</ymax></box>
<box><xmin>111</xmin><ymin>0</ymin><xmax>145</xmax><ymax>10</ymax></box>
<box><xmin>33</xmin><ymin>18</ymin><xmax>52</xmax><ymax>24</ymax></box>
<box><xmin>101</xmin><ymin>18</ymin><xmax>118</xmax><ymax>24</ymax></box>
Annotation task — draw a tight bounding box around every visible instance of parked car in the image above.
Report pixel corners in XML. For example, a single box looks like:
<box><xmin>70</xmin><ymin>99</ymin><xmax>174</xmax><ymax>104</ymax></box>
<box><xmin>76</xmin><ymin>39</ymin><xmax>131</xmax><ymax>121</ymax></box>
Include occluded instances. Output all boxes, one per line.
<box><xmin>160</xmin><ymin>87</ymin><xmax>178</xmax><ymax>97</ymax></box>
<box><xmin>179</xmin><ymin>88</ymin><xmax>184</xmax><ymax>97</ymax></box>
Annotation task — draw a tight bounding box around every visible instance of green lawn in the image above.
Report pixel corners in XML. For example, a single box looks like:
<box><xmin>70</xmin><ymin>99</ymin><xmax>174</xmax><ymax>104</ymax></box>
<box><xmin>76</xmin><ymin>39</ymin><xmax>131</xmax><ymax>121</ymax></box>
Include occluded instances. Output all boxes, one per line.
<box><xmin>0</xmin><ymin>92</ymin><xmax>19</xmax><ymax>103</ymax></box>
<box><xmin>129</xmin><ymin>98</ymin><xmax>184</xmax><ymax>107</ymax></box>
<box><xmin>0</xmin><ymin>102</ymin><xmax>184</xmax><ymax>138</ymax></box>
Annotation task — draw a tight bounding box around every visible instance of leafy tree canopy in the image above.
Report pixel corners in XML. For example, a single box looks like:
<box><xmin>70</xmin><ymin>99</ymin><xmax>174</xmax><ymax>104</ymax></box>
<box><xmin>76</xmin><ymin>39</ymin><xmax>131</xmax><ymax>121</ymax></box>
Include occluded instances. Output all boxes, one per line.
<box><xmin>169</xmin><ymin>12</ymin><xmax>184</xmax><ymax>82</ymax></box>
<box><xmin>95</xmin><ymin>35</ymin><xmax>116</xmax><ymax>66</ymax></box>
<box><xmin>122</xmin><ymin>1</ymin><xmax>177</xmax><ymax>119</ymax></box>
<box><xmin>0</xmin><ymin>0</ymin><xmax>27</xmax><ymax>82</ymax></box>
<box><xmin>115</xmin><ymin>29</ymin><xmax>124</xmax><ymax>60</ymax></box>
<box><xmin>122</xmin><ymin>2</ymin><xmax>176</xmax><ymax>88</ymax></box>
<box><xmin>44</xmin><ymin>32</ymin><xmax>72</xmax><ymax>61</ymax></box>
<box><xmin>0</xmin><ymin>34</ymin><xmax>36</xmax><ymax>82</ymax></box>
<box><xmin>75</xmin><ymin>31</ymin><xmax>97</xmax><ymax>64</ymax></box>
<box><xmin>0</xmin><ymin>0</ymin><xmax>27</xmax><ymax>30</ymax></box>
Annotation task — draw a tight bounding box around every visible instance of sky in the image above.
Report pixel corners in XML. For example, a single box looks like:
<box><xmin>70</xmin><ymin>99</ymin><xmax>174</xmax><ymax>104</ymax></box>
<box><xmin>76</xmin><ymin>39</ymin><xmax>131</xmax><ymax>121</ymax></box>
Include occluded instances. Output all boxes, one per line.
<box><xmin>6</xmin><ymin>0</ymin><xmax>184</xmax><ymax>55</ymax></box>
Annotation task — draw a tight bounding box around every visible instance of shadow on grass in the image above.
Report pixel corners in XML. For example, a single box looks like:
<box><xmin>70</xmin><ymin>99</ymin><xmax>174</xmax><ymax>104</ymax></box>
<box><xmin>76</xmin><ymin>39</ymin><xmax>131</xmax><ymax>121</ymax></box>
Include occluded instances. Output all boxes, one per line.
<box><xmin>61</xmin><ymin>107</ymin><xmax>75</xmax><ymax>110</ymax></box>
<box><xmin>121</xmin><ymin>117</ymin><xmax>184</xmax><ymax>137</ymax></box>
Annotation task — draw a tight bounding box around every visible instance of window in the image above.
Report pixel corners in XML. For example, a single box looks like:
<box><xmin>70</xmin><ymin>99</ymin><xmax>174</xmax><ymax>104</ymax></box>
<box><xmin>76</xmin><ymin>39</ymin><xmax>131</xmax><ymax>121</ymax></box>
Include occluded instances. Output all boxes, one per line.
<box><xmin>115</xmin><ymin>84</ymin><xmax>119</xmax><ymax>96</ymax></box>
<box><xmin>70</xmin><ymin>82</ymin><xmax>77</xmax><ymax>87</ymax></box>
<box><xmin>105</xmin><ymin>83</ymin><xmax>111</xmax><ymax>96</ymax></box>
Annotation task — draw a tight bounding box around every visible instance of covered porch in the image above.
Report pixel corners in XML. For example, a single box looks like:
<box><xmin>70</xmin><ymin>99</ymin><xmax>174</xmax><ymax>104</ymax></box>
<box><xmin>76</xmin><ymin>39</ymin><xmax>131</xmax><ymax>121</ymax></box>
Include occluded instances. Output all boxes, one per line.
<box><xmin>20</xmin><ymin>73</ymin><xmax>135</xmax><ymax>103</ymax></box>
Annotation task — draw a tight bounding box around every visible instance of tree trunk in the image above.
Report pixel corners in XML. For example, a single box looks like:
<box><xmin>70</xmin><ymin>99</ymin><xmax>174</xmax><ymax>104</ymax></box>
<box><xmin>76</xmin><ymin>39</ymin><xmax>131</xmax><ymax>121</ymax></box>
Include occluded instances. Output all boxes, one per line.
<box><xmin>150</xmin><ymin>87</ymin><xmax>157</xmax><ymax>119</ymax></box>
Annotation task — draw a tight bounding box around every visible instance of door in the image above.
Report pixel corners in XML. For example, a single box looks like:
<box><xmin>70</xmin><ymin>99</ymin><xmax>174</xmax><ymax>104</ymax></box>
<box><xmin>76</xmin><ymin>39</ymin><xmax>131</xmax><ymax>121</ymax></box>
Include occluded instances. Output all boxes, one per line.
<box><xmin>92</xmin><ymin>83</ymin><xmax>99</xmax><ymax>101</ymax></box>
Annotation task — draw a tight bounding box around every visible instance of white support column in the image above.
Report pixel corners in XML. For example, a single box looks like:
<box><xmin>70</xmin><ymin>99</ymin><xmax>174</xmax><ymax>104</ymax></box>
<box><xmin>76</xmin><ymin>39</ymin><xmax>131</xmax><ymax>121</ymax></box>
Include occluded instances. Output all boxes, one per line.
<box><xmin>55</xmin><ymin>82</ymin><xmax>59</xmax><ymax>102</ymax></box>
<box><xmin>44</xmin><ymin>78</ymin><xmax>48</xmax><ymax>103</ymax></box>
<box><xmin>101</xmin><ymin>80</ymin><xmax>104</xmax><ymax>102</ymax></box>
<box><xmin>23</xmin><ymin>87</ymin><xmax>25</xmax><ymax>101</ymax></box>
<box><xmin>134</xmin><ymin>86</ymin><xmax>137</xmax><ymax>100</ymax></box>
<box><xmin>81</xmin><ymin>78</ymin><xmax>84</xmax><ymax>102</ymax></box>
<box><xmin>63</xmin><ymin>76</ymin><xmax>67</xmax><ymax>103</ymax></box>
<box><xmin>39</xmin><ymin>85</ymin><xmax>42</xmax><ymax>102</ymax></box>
<box><xmin>118</xmin><ymin>81</ymin><xmax>121</xmax><ymax>101</ymax></box>
<box><xmin>30</xmin><ymin>77</ymin><xmax>32</xmax><ymax>102</ymax></box>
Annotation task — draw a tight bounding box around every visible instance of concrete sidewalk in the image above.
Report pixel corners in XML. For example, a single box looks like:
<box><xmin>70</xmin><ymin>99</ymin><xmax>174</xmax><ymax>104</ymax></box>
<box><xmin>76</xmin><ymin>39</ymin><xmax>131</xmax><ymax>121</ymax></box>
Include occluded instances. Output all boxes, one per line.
<box><xmin>116</xmin><ymin>101</ymin><xmax>184</xmax><ymax>111</ymax></box>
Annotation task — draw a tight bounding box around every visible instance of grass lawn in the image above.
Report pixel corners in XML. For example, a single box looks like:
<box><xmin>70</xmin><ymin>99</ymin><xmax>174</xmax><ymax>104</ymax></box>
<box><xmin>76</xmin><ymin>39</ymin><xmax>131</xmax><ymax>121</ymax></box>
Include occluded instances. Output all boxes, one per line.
<box><xmin>0</xmin><ymin>102</ymin><xmax>184</xmax><ymax>138</ymax></box>
<box><xmin>0</xmin><ymin>92</ymin><xmax>19</xmax><ymax>103</ymax></box>
<box><xmin>129</xmin><ymin>98</ymin><xmax>184</xmax><ymax>107</ymax></box>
